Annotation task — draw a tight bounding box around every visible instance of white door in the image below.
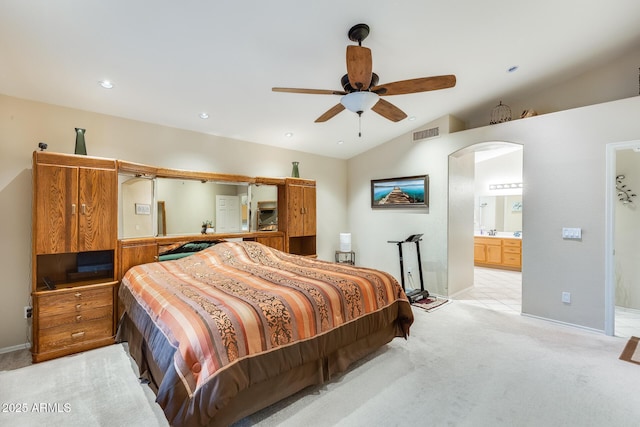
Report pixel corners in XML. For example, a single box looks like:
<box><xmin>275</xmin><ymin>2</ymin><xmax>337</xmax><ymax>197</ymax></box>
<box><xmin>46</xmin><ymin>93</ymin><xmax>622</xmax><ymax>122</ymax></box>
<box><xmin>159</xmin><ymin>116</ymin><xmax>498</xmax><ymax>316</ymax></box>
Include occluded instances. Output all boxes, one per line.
<box><xmin>216</xmin><ymin>195</ymin><xmax>241</xmax><ymax>233</ymax></box>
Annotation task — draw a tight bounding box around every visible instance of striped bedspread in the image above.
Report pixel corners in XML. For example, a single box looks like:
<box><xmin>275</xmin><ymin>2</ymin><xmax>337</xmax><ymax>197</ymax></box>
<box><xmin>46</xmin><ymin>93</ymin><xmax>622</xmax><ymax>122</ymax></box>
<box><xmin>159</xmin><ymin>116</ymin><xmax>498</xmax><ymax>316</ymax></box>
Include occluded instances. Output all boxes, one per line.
<box><xmin>119</xmin><ymin>240</ymin><xmax>412</xmax><ymax>425</ymax></box>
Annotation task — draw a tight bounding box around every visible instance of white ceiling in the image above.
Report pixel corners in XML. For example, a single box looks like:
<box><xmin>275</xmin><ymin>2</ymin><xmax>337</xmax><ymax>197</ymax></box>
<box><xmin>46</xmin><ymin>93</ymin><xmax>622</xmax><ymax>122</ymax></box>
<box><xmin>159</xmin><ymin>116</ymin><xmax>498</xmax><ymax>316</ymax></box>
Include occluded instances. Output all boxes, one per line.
<box><xmin>2</xmin><ymin>1</ymin><xmax>640</xmax><ymax>159</ymax></box>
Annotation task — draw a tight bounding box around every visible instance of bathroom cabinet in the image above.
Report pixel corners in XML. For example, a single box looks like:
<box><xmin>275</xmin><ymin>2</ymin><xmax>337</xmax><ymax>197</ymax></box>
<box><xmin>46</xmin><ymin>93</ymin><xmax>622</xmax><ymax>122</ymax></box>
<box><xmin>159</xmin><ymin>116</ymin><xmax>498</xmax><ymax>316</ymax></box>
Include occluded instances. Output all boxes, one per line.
<box><xmin>474</xmin><ymin>236</ymin><xmax>521</xmax><ymax>271</ymax></box>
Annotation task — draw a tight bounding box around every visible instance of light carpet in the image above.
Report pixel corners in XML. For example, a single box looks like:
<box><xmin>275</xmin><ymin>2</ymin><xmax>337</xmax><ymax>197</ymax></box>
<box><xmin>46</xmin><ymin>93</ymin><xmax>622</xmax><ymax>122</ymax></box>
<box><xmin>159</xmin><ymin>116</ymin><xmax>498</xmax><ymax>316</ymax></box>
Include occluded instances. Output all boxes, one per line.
<box><xmin>2</xmin><ymin>304</ymin><xmax>638</xmax><ymax>427</ymax></box>
<box><xmin>0</xmin><ymin>343</ymin><xmax>168</xmax><ymax>427</ymax></box>
<box><xmin>233</xmin><ymin>302</ymin><xmax>640</xmax><ymax>427</ymax></box>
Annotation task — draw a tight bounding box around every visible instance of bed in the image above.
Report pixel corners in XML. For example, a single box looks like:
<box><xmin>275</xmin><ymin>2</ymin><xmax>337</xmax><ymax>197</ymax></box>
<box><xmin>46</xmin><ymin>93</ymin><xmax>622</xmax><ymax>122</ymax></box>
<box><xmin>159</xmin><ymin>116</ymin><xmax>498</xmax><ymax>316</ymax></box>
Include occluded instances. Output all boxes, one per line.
<box><xmin>117</xmin><ymin>240</ymin><xmax>414</xmax><ymax>427</ymax></box>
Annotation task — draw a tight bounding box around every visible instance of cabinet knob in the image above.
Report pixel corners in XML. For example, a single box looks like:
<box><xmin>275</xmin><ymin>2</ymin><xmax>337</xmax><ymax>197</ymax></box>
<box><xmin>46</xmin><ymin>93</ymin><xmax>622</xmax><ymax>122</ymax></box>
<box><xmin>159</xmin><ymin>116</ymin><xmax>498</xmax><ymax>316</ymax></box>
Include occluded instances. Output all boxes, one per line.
<box><xmin>74</xmin><ymin>292</ymin><xmax>82</xmax><ymax>298</ymax></box>
<box><xmin>75</xmin><ymin>304</ymin><xmax>82</xmax><ymax>311</ymax></box>
<box><xmin>71</xmin><ymin>204</ymin><xmax>76</xmax><ymax>215</ymax></box>
<box><xmin>81</xmin><ymin>204</ymin><xmax>87</xmax><ymax>215</ymax></box>
<box><xmin>71</xmin><ymin>331</ymin><xmax>85</xmax><ymax>339</ymax></box>
<box><xmin>75</xmin><ymin>315</ymin><xmax>82</xmax><ymax>322</ymax></box>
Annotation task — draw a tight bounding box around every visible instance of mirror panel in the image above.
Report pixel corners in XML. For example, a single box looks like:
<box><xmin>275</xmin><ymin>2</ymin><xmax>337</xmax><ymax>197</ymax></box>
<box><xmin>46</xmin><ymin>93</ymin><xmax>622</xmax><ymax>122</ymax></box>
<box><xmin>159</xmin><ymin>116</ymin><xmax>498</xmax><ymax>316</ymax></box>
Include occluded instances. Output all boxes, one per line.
<box><xmin>157</xmin><ymin>178</ymin><xmax>248</xmax><ymax>236</ymax></box>
<box><xmin>249</xmin><ymin>184</ymin><xmax>278</xmax><ymax>231</ymax></box>
<box><xmin>119</xmin><ymin>175</ymin><xmax>156</xmax><ymax>239</ymax></box>
<box><xmin>477</xmin><ymin>195</ymin><xmax>522</xmax><ymax>232</ymax></box>
<box><xmin>120</xmin><ymin>173</ymin><xmax>280</xmax><ymax>238</ymax></box>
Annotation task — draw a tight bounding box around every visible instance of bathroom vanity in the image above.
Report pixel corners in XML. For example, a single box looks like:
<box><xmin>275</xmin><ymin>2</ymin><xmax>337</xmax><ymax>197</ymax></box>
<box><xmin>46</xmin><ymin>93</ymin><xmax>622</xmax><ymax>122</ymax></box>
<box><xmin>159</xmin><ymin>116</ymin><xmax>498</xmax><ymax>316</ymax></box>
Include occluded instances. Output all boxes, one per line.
<box><xmin>473</xmin><ymin>235</ymin><xmax>521</xmax><ymax>271</ymax></box>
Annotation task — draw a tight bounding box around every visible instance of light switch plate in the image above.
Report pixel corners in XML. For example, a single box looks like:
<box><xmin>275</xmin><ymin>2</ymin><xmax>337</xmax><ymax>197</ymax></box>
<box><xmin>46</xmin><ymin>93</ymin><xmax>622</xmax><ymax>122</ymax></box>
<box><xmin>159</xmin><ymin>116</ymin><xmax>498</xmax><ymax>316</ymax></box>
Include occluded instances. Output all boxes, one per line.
<box><xmin>562</xmin><ymin>227</ymin><xmax>582</xmax><ymax>240</ymax></box>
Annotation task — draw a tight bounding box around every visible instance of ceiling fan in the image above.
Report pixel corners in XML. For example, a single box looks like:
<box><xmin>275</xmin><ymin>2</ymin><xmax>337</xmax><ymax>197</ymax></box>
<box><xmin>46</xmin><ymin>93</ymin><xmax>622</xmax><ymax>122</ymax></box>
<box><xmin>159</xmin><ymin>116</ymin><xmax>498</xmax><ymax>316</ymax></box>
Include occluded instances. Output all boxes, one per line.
<box><xmin>272</xmin><ymin>23</ymin><xmax>456</xmax><ymax>133</ymax></box>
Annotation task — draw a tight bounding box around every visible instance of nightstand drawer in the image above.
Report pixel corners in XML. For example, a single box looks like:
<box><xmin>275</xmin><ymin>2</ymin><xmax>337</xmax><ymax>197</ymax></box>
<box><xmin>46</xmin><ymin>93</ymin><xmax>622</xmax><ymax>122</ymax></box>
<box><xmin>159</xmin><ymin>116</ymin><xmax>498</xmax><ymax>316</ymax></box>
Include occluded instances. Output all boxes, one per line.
<box><xmin>38</xmin><ymin>305</ymin><xmax>113</xmax><ymax>330</ymax></box>
<box><xmin>38</xmin><ymin>317</ymin><xmax>113</xmax><ymax>352</ymax></box>
<box><xmin>38</xmin><ymin>287</ymin><xmax>112</xmax><ymax>316</ymax></box>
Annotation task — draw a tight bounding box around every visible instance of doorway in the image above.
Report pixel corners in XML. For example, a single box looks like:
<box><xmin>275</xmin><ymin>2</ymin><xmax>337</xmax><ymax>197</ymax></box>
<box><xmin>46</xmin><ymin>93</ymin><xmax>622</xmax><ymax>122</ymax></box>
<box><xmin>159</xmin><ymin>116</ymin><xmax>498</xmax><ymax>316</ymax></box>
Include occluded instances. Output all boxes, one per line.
<box><xmin>605</xmin><ymin>140</ymin><xmax>640</xmax><ymax>336</ymax></box>
<box><xmin>448</xmin><ymin>141</ymin><xmax>523</xmax><ymax>308</ymax></box>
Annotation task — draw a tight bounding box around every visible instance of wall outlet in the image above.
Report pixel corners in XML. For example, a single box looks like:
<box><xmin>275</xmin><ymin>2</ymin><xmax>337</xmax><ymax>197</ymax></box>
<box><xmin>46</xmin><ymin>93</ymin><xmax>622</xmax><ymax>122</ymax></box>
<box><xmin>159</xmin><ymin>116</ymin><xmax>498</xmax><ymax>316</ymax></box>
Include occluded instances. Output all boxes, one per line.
<box><xmin>561</xmin><ymin>292</ymin><xmax>571</xmax><ymax>304</ymax></box>
<box><xmin>24</xmin><ymin>306</ymin><xmax>32</xmax><ymax>319</ymax></box>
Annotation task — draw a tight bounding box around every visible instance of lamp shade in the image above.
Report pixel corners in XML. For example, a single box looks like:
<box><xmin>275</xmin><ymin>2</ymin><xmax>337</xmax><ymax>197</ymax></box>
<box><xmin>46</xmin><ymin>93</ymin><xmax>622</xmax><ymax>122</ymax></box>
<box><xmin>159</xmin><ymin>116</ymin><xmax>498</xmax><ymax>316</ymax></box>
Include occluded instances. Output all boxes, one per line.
<box><xmin>340</xmin><ymin>91</ymin><xmax>379</xmax><ymax>113</ymax></box>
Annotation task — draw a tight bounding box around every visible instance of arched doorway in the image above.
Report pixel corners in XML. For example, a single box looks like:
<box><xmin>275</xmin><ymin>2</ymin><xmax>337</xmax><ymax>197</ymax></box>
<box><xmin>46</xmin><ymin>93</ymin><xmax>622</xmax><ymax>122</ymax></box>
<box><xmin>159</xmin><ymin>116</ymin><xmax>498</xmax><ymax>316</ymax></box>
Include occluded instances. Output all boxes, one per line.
<box><xmin>448</xmin><ymin>141</ymin><xmax>523</xmax><ymax>309</ymax></box>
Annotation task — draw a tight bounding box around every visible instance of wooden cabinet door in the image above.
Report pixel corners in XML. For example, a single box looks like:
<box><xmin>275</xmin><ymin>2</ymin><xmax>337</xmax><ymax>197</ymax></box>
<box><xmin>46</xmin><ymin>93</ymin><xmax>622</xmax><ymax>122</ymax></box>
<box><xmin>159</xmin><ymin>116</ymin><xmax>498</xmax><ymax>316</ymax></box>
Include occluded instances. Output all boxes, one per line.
<box><xmin>35</xmin><ymin>164</ymin><xmax>79</xmax><ymax>254</ymax></box>
<box><xmin>78</xmin><ymin>168</ymin><xmax>117</xmax><ymax>252</ymax></box>
<box><xmin>302</xmin><ymin>185</ymin><xmax>316</xmax><ymax>235</ymax></box>
<box><xmin>486</xmin><ymin>244</ymin><xmax>502</xmax><ymax>264</ymax></box>
<box><xmin>288</xmin><ymin>184</ymin><xmax>305</xmax><ymax>237</ymax></box>
<box><xmin>474</xmin><ymin>243</ymin><xmax>486</xmax><ymax>263</ymax></box>
<box><xmin>119</xmin><ymin>242</ymin><xmax>158</xmax><ymax>279</ymax></box>
<box><xmin>256</xmin><ymin>235</ymin><xmax>284</xmax><ymax>251</ymax></box>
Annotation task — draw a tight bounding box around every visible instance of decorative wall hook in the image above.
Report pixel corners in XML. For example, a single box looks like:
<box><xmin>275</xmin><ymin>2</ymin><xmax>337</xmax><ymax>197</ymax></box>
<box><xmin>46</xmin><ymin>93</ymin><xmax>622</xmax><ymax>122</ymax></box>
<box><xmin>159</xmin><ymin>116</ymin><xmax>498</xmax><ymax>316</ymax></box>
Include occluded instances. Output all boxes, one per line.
<box><xmin>616</xmin><ymin>174</ymin><xmax>637</xmax><ymax>205</ymax></box>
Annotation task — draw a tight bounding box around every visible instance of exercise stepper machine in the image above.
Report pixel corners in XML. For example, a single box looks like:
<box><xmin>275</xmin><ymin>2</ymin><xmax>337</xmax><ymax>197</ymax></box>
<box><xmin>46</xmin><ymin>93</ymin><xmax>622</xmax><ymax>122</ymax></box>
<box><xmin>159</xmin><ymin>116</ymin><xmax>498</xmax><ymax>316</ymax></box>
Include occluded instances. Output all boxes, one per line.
<box><xmin>388</xmin><ymin>234</ymin><xmax>430</xmax><ymax>303</ymax></box>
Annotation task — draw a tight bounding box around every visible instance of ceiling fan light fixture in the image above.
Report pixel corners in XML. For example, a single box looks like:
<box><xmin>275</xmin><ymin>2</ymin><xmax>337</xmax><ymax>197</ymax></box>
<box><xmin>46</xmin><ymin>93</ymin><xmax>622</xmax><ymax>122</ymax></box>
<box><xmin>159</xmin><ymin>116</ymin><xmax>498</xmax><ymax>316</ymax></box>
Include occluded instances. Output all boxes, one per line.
<box><xmin>340</xmin><ymin>91</ymin><xmax>379</xmax><ymax>114</ymax></box>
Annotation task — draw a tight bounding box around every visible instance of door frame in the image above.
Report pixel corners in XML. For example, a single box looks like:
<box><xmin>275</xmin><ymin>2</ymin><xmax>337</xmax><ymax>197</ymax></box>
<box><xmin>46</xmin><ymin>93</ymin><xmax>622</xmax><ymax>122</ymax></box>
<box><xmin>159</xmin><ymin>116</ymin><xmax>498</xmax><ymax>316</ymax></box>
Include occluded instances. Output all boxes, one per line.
<box><xmin>604</xmin><ymin>139</ymin><xmax>640</xmax><ymax>336</ymax></box>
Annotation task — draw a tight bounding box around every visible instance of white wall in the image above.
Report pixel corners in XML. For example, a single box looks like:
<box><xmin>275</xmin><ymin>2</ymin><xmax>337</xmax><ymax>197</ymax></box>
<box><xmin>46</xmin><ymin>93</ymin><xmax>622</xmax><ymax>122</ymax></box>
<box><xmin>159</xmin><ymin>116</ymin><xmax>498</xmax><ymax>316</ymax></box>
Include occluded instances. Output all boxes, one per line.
<box><xmin>349</xmin><ymin>95</ymin><xmax>640</xmax><ymax>332</ymax></box>
<box><xmin>615</xmin><ymin>149</ymin><xmax>640</xmax><ymax>310</ymax></box>
<box><xmin>461</xmin><ymin>47</ymin><xmax>640</xmax><ymax>129</ymax></box>
<box><xmin>0</xmin><ymin>94</ymin><xmax>347</xmax><ymax>350</ymax></box>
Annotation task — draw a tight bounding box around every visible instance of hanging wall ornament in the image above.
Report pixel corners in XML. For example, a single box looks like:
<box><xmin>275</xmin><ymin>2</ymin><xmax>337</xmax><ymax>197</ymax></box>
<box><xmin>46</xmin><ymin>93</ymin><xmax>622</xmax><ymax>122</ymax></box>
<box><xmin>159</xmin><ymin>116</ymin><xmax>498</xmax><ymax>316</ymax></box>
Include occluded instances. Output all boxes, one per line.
<box><xmin>616</xmin><ymin>174</ymin><xmax>637</xmax><ymax>205</ymax></box>
<box><xmin>490</xmin><ymin>101</ymin><xmax>512</xmax><ymax>125</ymax></box>
<box><xmin>74</xmin><ymin>128</ymin><xmax>87</xmax><ymax>155</ymax></box>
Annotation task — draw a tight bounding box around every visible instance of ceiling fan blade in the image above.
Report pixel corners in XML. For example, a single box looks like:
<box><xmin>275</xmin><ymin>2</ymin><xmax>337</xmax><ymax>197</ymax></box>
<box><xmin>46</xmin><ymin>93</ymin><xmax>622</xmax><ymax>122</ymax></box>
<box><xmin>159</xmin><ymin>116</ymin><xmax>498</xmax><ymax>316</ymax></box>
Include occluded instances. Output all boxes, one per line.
<box><xmin>346</xmin><ymin>45</ymin><xmax>372</xmax><ymax>90</ymax></box>
<box><xmin>372</xmin><ymin>75</ymin><xmax>456</xmax><ymax>96</ymax></box>
<box><xmin>371</xmin><ymin>99</ymin><xmax>407</xmax><ymax>122</ymax></box>
<box><xmin>272</xmin><ymin>87</ymin><xmax>347</xmax><ymax>95</ymax></box>
<box><xmin>315</xmin><ymin>103</ymin><xmax>345</xmax><ymax>123</ymax></box>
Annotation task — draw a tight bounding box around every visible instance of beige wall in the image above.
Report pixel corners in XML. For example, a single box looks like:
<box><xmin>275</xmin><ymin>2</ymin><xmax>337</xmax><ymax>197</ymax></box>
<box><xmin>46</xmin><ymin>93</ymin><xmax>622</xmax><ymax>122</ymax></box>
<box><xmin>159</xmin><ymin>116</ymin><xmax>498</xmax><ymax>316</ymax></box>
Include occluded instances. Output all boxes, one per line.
<box><xmin>0</xmin><ymin>94</ymin><xmax>347</xmax><ymax>350</ymax></box>
<box><xmin>348</xmin><ymin>96</ymin><xmax>640</xmax><ymax>332</ymax></box>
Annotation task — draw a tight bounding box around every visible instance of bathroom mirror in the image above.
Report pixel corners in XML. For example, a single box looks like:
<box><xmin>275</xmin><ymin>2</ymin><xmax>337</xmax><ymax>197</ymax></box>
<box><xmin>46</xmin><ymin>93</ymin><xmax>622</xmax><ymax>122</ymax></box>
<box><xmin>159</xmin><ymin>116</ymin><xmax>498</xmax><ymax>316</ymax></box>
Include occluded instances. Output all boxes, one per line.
<box><xmin>476</xmin><ymin>195</ymin><xmax>522</xmax><ymax>233</ymax></box>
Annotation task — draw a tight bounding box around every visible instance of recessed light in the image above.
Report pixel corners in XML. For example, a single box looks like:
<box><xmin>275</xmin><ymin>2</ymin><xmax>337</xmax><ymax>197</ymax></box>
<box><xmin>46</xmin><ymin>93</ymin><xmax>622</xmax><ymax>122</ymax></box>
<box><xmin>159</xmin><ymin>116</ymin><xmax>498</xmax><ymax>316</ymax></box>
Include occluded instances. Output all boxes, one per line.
<box><xmin>408</xmin><ymin>116</ymin><xmax>416</xmax><ymax>121</ymax></box>
<box><xmin>337</xmin><ymin>140</ymin><xmax>344</xmax><ymax>145</ymax></box>
<box><xmin>98</xmin><ymin>80</ymin><xmax>114</xmax><ymax>89</ymax></box>
<box><xmin>199</xmin><ymin>112</ymin><xmax>209</xmax><ymax>119</ymax></box>
<box><xmin>507</xmin><ymin>66</ymin><xmax>519</xmax><ymax>73</ymax></box>
<box><xmin>284</xmin><ymin>132</ymin><xmax>293</xmax><ymax>137</ymax></box>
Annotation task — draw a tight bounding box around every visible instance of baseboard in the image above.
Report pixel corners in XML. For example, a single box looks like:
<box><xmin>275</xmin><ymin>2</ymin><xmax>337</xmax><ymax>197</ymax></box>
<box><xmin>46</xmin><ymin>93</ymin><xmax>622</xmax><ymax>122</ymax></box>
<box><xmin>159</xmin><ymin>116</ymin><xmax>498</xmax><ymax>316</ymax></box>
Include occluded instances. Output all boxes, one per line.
<box><xmin>521</xmin><ymin>312</ymin><xmax>604</xmax><ymax>335</ymax></box>
<box><xmin>0</xmin><ymin>342</ymin><xmax>31</xmax><ymax>354</ymax></box>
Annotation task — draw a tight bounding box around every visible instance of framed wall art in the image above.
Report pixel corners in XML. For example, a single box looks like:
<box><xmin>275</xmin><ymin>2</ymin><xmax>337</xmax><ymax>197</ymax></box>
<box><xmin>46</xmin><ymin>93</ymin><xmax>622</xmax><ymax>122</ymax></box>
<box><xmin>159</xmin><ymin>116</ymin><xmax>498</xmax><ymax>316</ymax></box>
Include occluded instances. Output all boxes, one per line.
<box><xmin>371</xmin><ymin>175</ymin><xmax>429</xmax><ymax>209</ymax></box>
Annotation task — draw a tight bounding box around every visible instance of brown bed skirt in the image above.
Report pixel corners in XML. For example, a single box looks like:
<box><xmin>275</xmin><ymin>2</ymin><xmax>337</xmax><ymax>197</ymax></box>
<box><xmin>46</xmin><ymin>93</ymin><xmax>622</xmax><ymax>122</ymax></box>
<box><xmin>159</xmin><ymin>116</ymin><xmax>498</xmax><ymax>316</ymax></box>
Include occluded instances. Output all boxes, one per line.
<box><xmin>118</xmin><ymin>308</ymin><xmax>405</xmax><ymax>426</ymax></box>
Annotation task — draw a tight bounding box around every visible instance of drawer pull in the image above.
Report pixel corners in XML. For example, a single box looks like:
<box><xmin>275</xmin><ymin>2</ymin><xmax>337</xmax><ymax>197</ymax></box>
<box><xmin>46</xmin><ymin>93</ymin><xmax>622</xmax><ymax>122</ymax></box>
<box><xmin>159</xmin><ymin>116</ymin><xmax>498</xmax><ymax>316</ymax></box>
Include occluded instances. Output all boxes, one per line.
<box><xmin>76</xmin><ymin>315</ymin><xmax>82</xmax><ymax>322</ymax></box>
<box><xmin>75</xmin><ymin>304</ymin><xmax>82</xmax><ymax>311</ymax></box>
<box><xmin>71</xmin><ymin>331</ymin><xmax>85</xmax><ymax>339</ymax></box>
<box><xmin>74</xmin><ymin>292</ymin><xmax>82</xmax><ymax>298</ymax></box>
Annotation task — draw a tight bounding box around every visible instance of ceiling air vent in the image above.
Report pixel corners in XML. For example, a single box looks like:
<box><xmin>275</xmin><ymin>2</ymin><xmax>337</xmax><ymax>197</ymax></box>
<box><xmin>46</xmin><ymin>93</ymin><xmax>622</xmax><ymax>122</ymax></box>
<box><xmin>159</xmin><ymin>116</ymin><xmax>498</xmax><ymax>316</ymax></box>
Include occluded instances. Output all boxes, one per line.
<box><xmin>413</xmin><ymin>127</ymin><xmax>440</xmax><ymax>142</ymax></box>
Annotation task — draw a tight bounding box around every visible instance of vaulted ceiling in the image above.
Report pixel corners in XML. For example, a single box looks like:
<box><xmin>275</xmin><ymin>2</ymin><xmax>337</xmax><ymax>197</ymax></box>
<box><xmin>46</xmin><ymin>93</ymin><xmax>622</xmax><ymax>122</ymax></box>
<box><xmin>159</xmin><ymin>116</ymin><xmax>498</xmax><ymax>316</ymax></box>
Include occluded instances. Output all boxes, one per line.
<box><xmin>2</xmin><ymin>1</ymin><xmax>640</xmax><ymax>159</ymax></box>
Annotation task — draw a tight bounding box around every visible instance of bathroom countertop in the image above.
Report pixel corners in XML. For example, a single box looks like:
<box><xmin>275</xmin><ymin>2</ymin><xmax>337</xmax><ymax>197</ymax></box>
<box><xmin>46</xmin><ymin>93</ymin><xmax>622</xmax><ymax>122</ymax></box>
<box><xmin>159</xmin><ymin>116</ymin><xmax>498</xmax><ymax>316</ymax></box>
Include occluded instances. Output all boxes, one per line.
<box><xmin>474</xmin><ymin>233</ymin><xmax>522</xmax><ymax>239</ymax></box>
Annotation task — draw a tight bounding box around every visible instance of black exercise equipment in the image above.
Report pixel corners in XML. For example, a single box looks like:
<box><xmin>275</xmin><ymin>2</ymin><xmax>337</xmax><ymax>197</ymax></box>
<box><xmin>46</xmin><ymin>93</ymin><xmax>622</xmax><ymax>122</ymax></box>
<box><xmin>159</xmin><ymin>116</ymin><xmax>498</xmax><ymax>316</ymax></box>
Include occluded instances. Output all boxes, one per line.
<box><xmin>388</xmin><ymin>234</ymin><xmax>429</xmax><ymax>303</ymax></box>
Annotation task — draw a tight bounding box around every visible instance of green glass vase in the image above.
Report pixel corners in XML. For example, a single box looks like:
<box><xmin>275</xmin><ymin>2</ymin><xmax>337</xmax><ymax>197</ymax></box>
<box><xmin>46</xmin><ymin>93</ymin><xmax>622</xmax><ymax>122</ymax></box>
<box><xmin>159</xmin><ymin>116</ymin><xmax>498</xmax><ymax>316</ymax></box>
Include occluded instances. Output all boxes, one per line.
<box><xmin>291</xmin><ymin>161</ymin><xmax>300</xmax><ymax>178</ymax></box>
<box><xmin>74</xmin><ymin>128</ymin><xmax>87</xmax><ymax>155</ymax></box>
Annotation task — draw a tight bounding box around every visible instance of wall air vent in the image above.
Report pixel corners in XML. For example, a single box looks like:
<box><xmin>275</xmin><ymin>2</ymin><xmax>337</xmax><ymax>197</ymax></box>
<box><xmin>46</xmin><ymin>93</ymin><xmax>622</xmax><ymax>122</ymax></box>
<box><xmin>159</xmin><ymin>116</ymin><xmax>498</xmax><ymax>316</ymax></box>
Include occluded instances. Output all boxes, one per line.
<box><xmin>413</xmin><ymin>127</ymin><xmax>440</xmax><ymax>142</ymax></box>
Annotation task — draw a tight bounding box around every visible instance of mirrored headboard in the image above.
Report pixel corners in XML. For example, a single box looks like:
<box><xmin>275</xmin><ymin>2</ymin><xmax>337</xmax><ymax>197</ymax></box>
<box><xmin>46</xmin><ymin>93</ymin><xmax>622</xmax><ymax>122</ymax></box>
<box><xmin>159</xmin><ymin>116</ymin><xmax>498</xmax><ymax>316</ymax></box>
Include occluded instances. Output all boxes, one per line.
<box><xmin>117</xmin><ymin>161</ymin><xmax>281</xmax><ymax>239</ymax></box>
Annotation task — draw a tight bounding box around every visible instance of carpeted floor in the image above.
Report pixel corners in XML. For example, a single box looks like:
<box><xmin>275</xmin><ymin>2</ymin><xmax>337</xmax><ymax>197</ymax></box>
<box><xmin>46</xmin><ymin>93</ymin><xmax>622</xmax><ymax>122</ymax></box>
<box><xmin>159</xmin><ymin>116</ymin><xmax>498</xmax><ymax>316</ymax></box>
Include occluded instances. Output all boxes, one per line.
<box><xmin>0</xmin><ymin>343</ymin><xmax>168</xmax><ymax>427</ymax></box>
<box><xmin>2</xmin><ymin>303</ymin><xmax>638</xmax><ymax>427</ymax></box>
<box><xmin>234</xmin><ymin>302</ymin><xmax>640</xmax><ymax>427</ymax></box>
